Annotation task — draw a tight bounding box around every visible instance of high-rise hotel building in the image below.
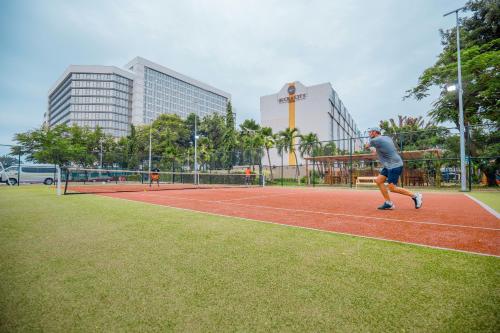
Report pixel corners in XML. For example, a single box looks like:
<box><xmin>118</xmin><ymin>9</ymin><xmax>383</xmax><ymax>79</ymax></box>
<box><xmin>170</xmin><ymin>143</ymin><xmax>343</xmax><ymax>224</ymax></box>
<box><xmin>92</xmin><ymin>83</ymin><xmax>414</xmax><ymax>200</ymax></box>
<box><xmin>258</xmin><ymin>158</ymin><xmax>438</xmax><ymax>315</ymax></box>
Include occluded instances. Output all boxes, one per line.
<box><xmin>46</xmin><ymin>57</ymin><xmax>231</xmax><ymax>137</ymax></box>
<box><xmin>260</xmin><ymin>81</ymin><xmax>360</xmax><ymax>165</ymax></box>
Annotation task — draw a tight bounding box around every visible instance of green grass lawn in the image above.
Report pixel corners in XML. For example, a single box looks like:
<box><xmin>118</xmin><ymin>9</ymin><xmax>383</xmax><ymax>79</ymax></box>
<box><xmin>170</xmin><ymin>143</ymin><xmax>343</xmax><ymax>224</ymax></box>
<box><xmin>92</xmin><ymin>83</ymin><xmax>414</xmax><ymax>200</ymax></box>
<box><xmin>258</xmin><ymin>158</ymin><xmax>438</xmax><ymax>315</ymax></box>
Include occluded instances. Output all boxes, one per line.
<box><xmin>469</xmin><ymin>192</ymin><xmax>500</xmax><ymax>213</ymax></box>
<box><xmin>0</xmin><ymin>186</ymin><xmax>499</xmax><ymax>332</ymax></box>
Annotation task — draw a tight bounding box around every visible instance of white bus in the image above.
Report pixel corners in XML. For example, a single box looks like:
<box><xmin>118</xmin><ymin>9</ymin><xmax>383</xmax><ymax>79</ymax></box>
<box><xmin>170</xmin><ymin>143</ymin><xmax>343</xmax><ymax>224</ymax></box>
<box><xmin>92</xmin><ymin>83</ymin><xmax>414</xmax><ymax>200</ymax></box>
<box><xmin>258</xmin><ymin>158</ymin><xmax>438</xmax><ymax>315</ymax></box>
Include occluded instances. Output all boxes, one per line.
<box><xmin>1</xmin><ymin>164</ymin><xmax>57</xmax><ymax>186</ymax></box>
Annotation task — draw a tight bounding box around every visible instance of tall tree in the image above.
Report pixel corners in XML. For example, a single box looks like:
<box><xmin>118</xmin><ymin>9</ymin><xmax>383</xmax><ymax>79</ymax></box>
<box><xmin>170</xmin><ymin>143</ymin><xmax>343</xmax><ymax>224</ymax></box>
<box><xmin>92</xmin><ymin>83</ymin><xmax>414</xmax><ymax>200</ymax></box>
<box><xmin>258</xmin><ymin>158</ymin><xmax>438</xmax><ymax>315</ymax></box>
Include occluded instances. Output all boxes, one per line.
<box><xmin>200</xmin><ymin>113</ymin><xmax>226</xmax><ymax>168</ymax></box>
<box><xmin>278</xmin><ymin>127</ymin><xmax>301</xmax><ymax>179</ymax></box>
<box><xmin>13</xmin><ymin>124</ymin><xmax>76</xmax><ymax>167</ymax></box>
<box><xmin>379</xmin><ymin>115</ymin><xmax>449</xmax><ymax>151</ymax></box>
<box><xmin>405</xmin><ymin>0</ymin><xmax>499</xmax><ymax>126</ymax></box>
<box><xmin>404</xmin><ymin>0</ymin><xmax>499</xmax><ymax>185</ymax></box>
<box><xmin>150</xmin><ymin>114</ymin><xmax>190</xmax><ymax>170</ymax></box>
<box><xmin>240</xmin><ymin>119</ymin><xmax>262</xmax><ymax>169</ymax></box>
<box><xmin>261</xmin><ymin>127</ymin><xmax>276</xmax><ymax>180</ymax></box>
<box><xmin>221</xmin><ymin>101</ymin><xmax>238</xmax><ymax>170</ymax></box>
<box><xmin>0</xmin><ymin>155</ymin><xmax>17</xmax><ymax>168</ymax></box>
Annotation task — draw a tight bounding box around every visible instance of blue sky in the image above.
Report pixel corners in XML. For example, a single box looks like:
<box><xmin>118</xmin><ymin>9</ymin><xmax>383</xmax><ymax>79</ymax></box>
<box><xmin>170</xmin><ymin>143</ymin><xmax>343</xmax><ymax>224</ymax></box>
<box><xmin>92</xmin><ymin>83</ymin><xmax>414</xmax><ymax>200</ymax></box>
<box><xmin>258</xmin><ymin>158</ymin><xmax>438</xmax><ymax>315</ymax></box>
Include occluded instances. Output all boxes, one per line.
<box><xmin>0</xmin><ymin>0</ymin><xmax>465</xmax><ymax>146</ymax></box>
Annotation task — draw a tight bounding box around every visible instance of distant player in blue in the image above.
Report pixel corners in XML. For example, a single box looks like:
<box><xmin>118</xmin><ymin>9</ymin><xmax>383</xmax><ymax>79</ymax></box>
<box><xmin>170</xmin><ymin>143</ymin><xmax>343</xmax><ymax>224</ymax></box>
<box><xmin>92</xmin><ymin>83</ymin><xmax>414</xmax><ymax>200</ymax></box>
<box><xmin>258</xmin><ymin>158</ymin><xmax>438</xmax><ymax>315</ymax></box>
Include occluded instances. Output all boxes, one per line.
<box><xmin>366</xmin><ymin>127</ymin><xmax>423</xmax><ymax>210</ymax></box>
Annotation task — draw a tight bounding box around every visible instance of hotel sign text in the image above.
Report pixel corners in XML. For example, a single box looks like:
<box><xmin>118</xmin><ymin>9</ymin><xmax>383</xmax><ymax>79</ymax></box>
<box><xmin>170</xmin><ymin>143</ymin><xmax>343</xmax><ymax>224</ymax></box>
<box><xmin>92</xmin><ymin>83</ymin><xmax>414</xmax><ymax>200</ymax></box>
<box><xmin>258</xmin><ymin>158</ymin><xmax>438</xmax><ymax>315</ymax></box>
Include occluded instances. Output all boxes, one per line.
<box><xmin>278</xmin><ymin>93</ymin><xmax>307</xmax><ymax>104</ymax></box>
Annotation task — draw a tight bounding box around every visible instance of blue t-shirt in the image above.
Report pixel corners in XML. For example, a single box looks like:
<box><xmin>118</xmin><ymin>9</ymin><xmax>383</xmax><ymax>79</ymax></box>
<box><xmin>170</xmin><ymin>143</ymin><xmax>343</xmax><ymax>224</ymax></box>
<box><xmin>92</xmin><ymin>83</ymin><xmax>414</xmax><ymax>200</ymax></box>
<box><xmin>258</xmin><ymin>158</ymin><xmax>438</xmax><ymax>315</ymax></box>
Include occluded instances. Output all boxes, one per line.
<box><xmin>370</xmin><ymin>135</ymin><xmax>403</xmax><ymax>169</ymax></box>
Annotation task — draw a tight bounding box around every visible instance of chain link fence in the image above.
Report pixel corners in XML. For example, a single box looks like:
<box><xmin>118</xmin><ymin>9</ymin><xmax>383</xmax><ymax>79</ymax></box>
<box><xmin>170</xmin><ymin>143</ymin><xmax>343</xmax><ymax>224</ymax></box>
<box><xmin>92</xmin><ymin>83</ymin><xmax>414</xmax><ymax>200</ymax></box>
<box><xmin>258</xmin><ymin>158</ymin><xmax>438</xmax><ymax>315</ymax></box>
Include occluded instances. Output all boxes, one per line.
<box><xmin>3</xmin><ymin>125</ymin><xmax>498</xmax><ymax>191</ymax></box>
<box><xmin>260</xmin><ymin>125</ymin><xmax>499</xmax><ymax>190</ymax></box>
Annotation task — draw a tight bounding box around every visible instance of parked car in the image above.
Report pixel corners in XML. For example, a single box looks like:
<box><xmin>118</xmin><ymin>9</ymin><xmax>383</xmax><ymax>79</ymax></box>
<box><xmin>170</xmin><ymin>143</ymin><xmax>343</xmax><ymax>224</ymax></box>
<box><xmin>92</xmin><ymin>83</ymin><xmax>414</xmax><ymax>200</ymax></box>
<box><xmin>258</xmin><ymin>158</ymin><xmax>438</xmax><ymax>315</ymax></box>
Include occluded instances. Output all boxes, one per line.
<box><xmin>1</xmin><ymin>164</ymin><xmax>57</xmax><ymax>185</ymax></box>
<box><xmin>441</xmin><ymin>170</ymin><xmax>460</xmax><ymax>182</ymax></box>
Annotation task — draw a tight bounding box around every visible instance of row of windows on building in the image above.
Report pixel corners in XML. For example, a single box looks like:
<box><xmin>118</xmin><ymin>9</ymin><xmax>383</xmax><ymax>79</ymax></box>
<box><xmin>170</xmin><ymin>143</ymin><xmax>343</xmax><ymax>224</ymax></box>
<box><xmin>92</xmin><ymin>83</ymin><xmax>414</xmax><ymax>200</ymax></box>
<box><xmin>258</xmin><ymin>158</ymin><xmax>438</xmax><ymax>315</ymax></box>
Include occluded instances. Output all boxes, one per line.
<box><xmin>72</xmin><ymin>112</ymin><xmax>128</xmax><ymax>123</ymax></box>
<box><xmin>72</xmin><ymin>96</ymin><xmax>131</xmax><ymax>107</ymax></box>
<box><xmin>330</xmin><ymin>104</ymin><xmax>357</xmax><ymax>134</ymax></box>
<box><xmin>330</xmin><ymin>90</ymin><xmax>348</xmax><ymax>113</ymax></box>
<box><xmin>72</xmin><ymin>88</ymin><xmax>130</xmax><ymax>99</ymax></box>
<box><xmin>144</xmin><ymin>82</ymin><xmax>226</xmax><ymax>107</ymax></box>
<box><xmin>50</xmin><ymin>94</ymin><xmax>71</xmax><ymax>114</ymax></box>
<box><xmin>144</xmin><ymin>107</ymin><xmax>211</xmax><ymax>121</ymax></box>
<box><xmin>144</xmin><ymin>67</ymin><xmax>226</xmax><ymax>104</ymax></box>
<box><xmin>73</xmin><ymin>73</ymin><xmax>131</xmax><ymax>85</ymax></box>
<box><xmin>144</xmin><ymin>103</ymin><xmax>214</xmax><ymax>118</ymax></box>
<box><xmin>52</xmin><ymin>98</ymin><xmax>131</xmax><ymax>122</ymax></box>
<box><xmin>144</xmin><ymin>87</ymin><xmax>226</xmax><ymax>107</ymax></box>
<box><xmin>72</xmin><ymin>80</ymin><xmax>132</xmax><ymax>92</ymax></box>
<box><xmin>51</xmin><ymin>85</ymin><xmax>132</xmax><ymax>112</ymax></box>
<box><xmin>50</xmin><ymin>112</ymin><xmax>70</xmax><ymax>126</ymax></box>
<box><xmin>49</xmin><ymin>82</ymin><xmax>72</xmax><ymax>106</ymax></box>
<box><xmin>74</xmin><ymin>120</ymin><xmax>129</xmax><ymax>131</ymax></box>
<box><xmin>72</xmin><ymin>104</ymin><xmax>129</xmax><ymax>114</ymax></box>
<box><xmin>143</xmin><ymin>95</ymin><xmax>225</xmax><ymax>113</ymax></box>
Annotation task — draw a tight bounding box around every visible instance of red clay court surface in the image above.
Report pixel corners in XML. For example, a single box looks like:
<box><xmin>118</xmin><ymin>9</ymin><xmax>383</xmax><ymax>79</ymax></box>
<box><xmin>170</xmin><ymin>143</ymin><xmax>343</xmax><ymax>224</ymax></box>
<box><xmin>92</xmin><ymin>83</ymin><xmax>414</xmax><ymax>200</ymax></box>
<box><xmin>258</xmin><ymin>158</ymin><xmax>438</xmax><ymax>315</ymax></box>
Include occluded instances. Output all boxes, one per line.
<box><xmin>81</xmin><ymin>186</ymin><xmax>499</xmax><ymax>256</ymax></box>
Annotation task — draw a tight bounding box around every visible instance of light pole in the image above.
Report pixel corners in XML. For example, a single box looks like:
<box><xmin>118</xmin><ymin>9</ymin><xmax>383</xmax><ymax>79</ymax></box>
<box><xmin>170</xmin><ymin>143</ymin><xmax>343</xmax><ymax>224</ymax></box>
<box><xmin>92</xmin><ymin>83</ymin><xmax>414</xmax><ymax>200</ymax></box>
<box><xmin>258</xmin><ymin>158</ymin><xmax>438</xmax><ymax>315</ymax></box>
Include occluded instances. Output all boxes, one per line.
<box><xmin>148</xmin><ymin>124</ymin><xmax>152</xmax><ymax>175</ymax></box>
<box><xmin>194</xmin><ymin>111</ymin><xmax>199</xmax><ymax>185</ymax></box>
<box><xmin>444</xmin><ymin>6</ymin><xmax>467</xmax><ymax>192</ymax></box>
<box><xmin>99</xmin><ymin>139</ymin><xmax>103</xmax><ymax>169</ymax></box>
<box><xmin>193</xmin><ymin>101</ymin><xmax>199</xmax><ymax>185</ymax></box>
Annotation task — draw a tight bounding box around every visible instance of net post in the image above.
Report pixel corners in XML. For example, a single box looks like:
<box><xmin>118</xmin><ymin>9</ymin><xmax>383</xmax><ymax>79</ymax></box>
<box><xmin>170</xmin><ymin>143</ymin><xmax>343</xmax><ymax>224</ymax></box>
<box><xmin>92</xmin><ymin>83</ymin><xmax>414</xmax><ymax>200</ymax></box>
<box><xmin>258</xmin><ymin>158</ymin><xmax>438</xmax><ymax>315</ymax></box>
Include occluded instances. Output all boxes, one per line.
<box><xmin>17</xmin><ymin>151</ymin><xmax>21</xmax><ymax>186</ymax></box>
<box><xmin>349</xmin><ymin>137</ymin><xmax>353</xmax><ymax>188</ymax></box>
<box><xmin>467</xmin><ymin>125</ymin><xmax>472</xmax><ymax>192</ymax></box>
<box><xmin>281</xmin><ymin>153</ymin><xmax>284</xmax><ymax>186</ymax></box>
<box><xmin>56</xmin><ymin>165</ymin><xmax>61</xmax><ymax>196</ymax></box>
<box><xmin>400</xmin><ymin>132</ymin><xmax>404</xmax><ymax>188</ymax></box>
<box><xmin>63</xmin><ymin>168</ymin><xmax>69</xmax><ymax>194</ymax></box>
<box><xmin>312</xmin><ymin>156</ymin><xmax>316</xmax><ymax>188</ymax></box>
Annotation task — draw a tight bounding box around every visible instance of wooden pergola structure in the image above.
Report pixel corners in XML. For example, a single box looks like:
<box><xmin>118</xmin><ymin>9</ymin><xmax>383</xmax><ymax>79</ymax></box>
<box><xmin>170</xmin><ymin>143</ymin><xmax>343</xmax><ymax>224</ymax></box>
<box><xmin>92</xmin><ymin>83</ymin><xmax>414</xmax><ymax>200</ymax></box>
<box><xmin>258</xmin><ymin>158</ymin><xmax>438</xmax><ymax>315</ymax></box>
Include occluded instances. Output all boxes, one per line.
<box><xmin>304</xmin><ymin>149</ymin><xmax>443</xmax><ymax>186</ymax></box>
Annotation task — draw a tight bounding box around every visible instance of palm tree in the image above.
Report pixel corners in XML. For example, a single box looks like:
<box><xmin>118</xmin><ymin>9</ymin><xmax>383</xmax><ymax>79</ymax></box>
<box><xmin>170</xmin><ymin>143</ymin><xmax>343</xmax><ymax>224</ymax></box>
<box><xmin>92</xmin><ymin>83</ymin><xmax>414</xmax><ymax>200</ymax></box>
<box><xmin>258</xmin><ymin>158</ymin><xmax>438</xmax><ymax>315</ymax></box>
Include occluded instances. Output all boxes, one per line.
<box><xmin>261</xmin><ymin>127</ymin><xmax>276</xmax><ymax>180</ymax></box>
<box><xmin>240</xmin><ymin>122</ymin><xmax>264</xmax><ymax>171</ymax></box>
<box><xmin>274</xmin><ymin>136</ymin><xmax>286</xmax><ymax>182</ymax></box>
<box><xmin>299</xmin><ymin>132</ymin><xmax>320</xmax><ymax>185</ymax></box>
<box><xmin>298</xmin><ymin>132</ymin><xmax>319</xmax><ymax>159</ymax></box>
<box><xmin>278</xmin><ymin>127</ymin><xmax>301</xmax><ymax>180</ymax></box>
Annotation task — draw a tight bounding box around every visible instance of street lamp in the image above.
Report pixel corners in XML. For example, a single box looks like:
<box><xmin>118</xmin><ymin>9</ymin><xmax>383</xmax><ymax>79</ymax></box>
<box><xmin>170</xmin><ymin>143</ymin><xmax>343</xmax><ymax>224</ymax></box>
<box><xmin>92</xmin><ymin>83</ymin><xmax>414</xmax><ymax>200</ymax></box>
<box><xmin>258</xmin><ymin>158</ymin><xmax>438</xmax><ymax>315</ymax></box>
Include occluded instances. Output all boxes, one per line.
<box><xmin>446</xmin><ymin>84</ymin><xmax>457</xmax><ymax>92</ymax></box>
<box><xmin>99</xmin><ymin>139</ymin><xmax>103</xmax><ymax>169</ymax></box>
<box><xmin>444</xmin><ymin>6</ymin><xmax>467</xmax><ymax>192</ymax></box>
<box><xmin>194</xmin><ymin>111</ymin><xmax>198</xmax><ymax>184</ymax></box>
<box><xmin>192</xmin><ymin>101</ymin><xmax>200</xmax><ymax>185</ymax></box>
<box><xmin>148</xmin><ymin>124</ymin><xmax>152</xmax><ymax>175</ymax></box>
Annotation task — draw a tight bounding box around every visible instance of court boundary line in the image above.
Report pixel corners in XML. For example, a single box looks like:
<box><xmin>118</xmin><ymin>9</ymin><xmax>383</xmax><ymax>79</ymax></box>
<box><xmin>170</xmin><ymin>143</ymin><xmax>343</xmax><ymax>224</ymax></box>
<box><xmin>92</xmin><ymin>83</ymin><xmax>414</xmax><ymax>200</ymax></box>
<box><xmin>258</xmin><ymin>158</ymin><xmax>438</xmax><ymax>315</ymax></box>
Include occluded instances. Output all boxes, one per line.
<box><xmin>99</xmin><ymin>194</ymin><xmax>500</xmax><ymax>258</ymax></box>
<box><xmin>144</xmin><ymin>193</ymin><xmax>500</xmax><ymax>232</ymax></box>
<box><xmin>465</xmin><ymin>194</ymin><xmax>500</xmax><ymax>219</ymax></box>
<box><xmin>217</xmin><ymin>191</ymin><xmax>300</xmax><ymax>202</ymax></box>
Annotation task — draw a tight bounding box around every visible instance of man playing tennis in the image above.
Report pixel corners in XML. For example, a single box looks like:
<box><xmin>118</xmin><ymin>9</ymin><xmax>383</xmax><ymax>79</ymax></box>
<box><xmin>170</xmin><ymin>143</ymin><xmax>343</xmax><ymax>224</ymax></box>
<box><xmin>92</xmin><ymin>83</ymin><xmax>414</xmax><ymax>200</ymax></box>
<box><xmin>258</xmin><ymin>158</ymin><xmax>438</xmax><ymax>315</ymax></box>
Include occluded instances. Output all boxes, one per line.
<box><xmin>366</xmin><ymin>127</ymin><xmax>422</xmax><ymax>210</ymax></box>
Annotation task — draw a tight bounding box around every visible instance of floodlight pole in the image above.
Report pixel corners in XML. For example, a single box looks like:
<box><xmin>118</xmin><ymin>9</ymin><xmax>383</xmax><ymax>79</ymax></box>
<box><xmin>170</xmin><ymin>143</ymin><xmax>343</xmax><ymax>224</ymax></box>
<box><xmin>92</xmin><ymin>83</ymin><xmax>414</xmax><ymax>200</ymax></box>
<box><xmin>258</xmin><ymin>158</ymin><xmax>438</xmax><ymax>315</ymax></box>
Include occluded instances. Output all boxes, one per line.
<box><xmin>99</xmin><ymin>139</ymin><xmax>103</xmax><ymax>169</ymax></box>
<box><xmin>444</xmin><ymin>6</ymin><xmax>467</xmax><ymax>192</ymax></box>
<box><xmin>194</xmin><ymin>109</ymin><xmax>198</xmax><ymax>185</ymax></box>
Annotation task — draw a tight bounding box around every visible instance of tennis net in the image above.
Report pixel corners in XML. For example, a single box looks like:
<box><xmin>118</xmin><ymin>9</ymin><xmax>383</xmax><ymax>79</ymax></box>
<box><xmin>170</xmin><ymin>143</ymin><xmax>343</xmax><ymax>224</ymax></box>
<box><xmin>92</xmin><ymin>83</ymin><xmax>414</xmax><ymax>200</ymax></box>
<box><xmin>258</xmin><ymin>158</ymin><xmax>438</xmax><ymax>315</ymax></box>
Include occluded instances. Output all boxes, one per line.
<box><xmin>62</xmin><ymin>168</ymin><xmax>264</xmax><ymax>194</ymax></box>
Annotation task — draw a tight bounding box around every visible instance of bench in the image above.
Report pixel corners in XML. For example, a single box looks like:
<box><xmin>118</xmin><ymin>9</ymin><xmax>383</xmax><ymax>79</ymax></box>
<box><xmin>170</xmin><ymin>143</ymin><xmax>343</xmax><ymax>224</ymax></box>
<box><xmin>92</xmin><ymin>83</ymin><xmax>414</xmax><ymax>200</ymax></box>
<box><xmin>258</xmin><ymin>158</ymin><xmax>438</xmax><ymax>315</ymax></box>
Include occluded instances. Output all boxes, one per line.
<box><xmin>356</xmin><ymin>176</ymin><xmax>378</xmax><ymax>188</ymax></box>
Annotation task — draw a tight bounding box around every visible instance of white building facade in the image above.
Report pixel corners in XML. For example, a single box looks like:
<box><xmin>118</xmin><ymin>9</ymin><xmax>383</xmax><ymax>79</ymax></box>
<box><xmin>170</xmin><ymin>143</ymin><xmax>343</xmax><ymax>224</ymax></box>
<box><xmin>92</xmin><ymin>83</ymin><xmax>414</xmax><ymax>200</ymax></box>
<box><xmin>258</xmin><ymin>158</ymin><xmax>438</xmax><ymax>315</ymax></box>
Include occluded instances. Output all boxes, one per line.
<box><xmin>260</xmin><ymin>81</ymin><xmax>361</xmax><ymax>166</ymax></box>
<box><xmin>125</xmin><ymin>57</ymin><xmax>230</xmax><ymax>126</ymax></box>
<box><xmin>47</xmin><ymin>57</ymin><xmax>231</xmax><ymax>137</ymax></box>
<box><xmin>47</xmin><ymin>66</ymin><xmax>134</xmax><ymax>137</ymax></box>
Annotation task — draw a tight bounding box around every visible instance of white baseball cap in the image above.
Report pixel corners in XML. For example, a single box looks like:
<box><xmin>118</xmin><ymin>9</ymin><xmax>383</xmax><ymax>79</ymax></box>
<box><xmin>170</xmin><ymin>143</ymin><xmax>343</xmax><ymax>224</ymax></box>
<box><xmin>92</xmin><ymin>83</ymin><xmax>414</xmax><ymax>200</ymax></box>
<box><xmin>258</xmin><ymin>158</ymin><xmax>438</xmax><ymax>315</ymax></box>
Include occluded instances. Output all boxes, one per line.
<box><xmin>367</xmin><ymin>127</ymin><xmax>381</xmax><ymax>133</ymax></box>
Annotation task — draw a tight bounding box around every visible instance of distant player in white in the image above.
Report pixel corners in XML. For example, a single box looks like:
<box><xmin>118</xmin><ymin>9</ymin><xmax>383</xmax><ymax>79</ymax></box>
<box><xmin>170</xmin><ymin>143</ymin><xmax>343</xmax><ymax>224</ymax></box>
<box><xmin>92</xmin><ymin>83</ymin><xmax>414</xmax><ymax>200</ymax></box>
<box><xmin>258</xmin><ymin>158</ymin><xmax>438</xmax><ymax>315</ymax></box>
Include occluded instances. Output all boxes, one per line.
<box><xmin>365</xmin><ymin>127</ymin><xmax>423</xmax><ymax>210</ymax></box>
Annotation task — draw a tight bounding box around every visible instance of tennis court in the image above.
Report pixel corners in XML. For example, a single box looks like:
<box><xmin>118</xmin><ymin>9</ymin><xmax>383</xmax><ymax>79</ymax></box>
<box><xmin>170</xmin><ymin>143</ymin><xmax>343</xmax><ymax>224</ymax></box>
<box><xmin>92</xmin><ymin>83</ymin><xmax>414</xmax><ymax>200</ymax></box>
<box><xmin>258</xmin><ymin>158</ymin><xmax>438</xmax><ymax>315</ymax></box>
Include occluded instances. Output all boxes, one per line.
<box><xmin>80</xmin><ymin>185</ymin><xmax>500</xmax><ymax>256</ymax></box>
